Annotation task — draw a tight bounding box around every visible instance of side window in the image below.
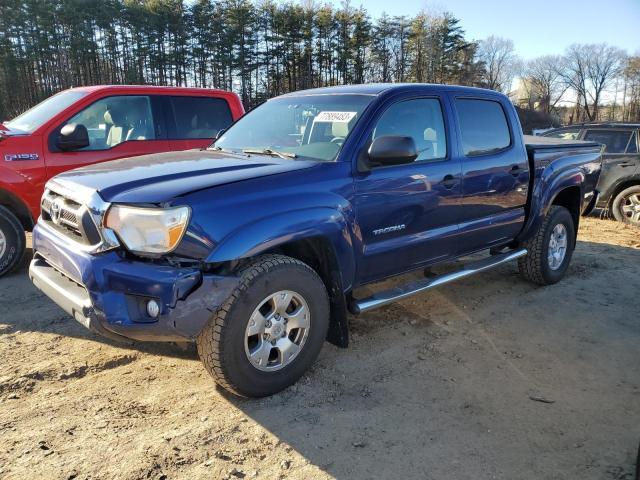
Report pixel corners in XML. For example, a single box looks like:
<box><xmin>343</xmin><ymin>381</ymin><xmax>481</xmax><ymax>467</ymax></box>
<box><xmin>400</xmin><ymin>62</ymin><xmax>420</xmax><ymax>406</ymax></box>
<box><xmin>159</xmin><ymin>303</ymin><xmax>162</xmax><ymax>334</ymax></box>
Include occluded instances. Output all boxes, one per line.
<box><xmin>169</xmin><ymin>96</ymin><xmax>233</xmax><ymax>139</ymax></box>
<box><xmin>455</xmin><ymin>99</ymin><xmax>511</xmax><ymax>156</ymax></box>
<box><xmin>543</xmin><ymin>128</ymin><xmax>581</xmax><ymax>140</ymax></box>
<box><xmin>372</xmin><ymin>98</ymin><xmax>447</xmax><ymax>162</ymax></box>
<box><xmin>627</xmin><ymin>132</ymin><xmax>638</xmax><ymax>153</ymax></box>
<box><xmin>583</xmin><ymin>129</ymin><xmax>632</xmax><ymax>154</ymax></box>
<box><xmin>65</xmin><ymin>96</ymin><xmax>155</xmax><ymax>151</ymax></box>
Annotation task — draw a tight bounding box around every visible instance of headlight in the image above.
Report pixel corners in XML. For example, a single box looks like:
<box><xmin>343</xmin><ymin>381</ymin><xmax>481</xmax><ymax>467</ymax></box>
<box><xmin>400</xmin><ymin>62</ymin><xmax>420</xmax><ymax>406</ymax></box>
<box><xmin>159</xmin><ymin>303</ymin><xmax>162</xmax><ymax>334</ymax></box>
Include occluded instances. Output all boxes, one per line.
<box><xmin>105</xmin><ymin>205</ymin><xmax>190</xmax><ymax>254</ymax></box>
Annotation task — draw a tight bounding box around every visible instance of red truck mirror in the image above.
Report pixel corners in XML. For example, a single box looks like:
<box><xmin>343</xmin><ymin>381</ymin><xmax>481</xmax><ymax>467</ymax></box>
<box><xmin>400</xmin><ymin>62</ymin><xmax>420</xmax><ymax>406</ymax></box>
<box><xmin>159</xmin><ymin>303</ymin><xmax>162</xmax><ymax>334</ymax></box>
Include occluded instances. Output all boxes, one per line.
<box><xmin>57</xmin><ymin>123</ymin><xmax>90</xmax><ymax>151</ymax></box>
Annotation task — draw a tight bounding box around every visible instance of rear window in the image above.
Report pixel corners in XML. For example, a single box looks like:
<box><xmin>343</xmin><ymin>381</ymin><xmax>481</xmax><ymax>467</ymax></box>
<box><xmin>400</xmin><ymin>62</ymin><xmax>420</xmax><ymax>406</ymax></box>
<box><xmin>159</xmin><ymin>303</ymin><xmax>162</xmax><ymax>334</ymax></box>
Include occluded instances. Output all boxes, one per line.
<box><xmin>455</xmin><ymin>99</ymin><xmax>511</xmax><ymax>156</ymax></box>
<box><xmin>169</xmin><ymin>96</ymin><xmax>233</xmax><ymax>140</ymax></box>
<box><xmin>583</xmin><ymin>129</ymin><xmax>632</xmax><ymax>154</ymax></box>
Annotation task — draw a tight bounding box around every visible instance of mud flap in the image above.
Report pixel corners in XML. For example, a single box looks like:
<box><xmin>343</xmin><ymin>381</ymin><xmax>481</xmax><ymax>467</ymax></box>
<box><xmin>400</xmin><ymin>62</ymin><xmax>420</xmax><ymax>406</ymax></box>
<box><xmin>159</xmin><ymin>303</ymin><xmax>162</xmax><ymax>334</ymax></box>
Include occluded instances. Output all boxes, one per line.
<box><xmin>326</xmin><ymin>268</ymin><xmax>349</xmax><ymax>348</ymax></box>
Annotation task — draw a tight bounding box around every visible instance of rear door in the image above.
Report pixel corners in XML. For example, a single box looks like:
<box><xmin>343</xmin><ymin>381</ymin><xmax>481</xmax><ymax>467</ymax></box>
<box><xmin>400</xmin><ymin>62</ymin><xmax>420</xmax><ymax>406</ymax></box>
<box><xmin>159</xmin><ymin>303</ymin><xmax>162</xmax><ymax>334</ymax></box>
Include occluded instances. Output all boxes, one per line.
<box><xmin>44</xmin><ymin>94</ymin><xmax>169</xmax><ymax>179</ymax></box>
<box><xmin>353</xmin><ymin>94</ymin><xmax>463</xmax><ymax>283</ymax></box>
<box><xmin>582</xmin><ymin>128</ymin><xmax>639</xmax><ymax>201</ymax></box>
<box><xmin>452</xmin><ymin>96</ymin><xmax>530</xmax><ymax>254</ymax></box>
<box><xmin>164</xmin><ymin>96</ymin><xmax>235</xmax><ymax>151</ymax></box>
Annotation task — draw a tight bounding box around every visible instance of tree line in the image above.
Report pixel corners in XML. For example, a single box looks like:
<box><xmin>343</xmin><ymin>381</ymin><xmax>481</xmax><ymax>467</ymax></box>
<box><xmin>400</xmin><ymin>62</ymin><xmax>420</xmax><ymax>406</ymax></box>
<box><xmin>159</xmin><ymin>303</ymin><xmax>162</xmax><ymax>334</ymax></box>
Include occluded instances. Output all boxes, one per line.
<box><xmin>0</xmin><ymin>0</ymin><xmax>638</xmax><ymax>126</ymax></box>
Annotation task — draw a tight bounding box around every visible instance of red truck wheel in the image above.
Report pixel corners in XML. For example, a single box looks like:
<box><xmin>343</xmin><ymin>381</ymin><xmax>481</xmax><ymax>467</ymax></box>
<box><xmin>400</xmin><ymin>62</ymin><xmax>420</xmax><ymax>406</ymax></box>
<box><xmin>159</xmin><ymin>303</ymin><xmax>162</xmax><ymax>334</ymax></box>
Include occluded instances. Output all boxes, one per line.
<box><xmin>0</xmin><ymin>205</ymin><xmax>26</xmax><ymax>277</ymax></box>
<box><xmin>197</xmin><ymin>254</ymin><xmax>330</xmax><ymax>397</ymax></box>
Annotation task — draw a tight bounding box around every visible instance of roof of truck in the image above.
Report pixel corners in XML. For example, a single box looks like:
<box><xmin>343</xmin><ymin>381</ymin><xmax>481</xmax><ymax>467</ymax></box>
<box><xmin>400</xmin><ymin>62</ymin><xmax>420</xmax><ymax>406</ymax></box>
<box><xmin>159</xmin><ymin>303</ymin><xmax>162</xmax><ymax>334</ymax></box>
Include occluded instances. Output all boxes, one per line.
<box><xmin>281</xmin><ymin>83</ymin><xmax>504</xmax><ymax>97</ymax></box>
<box><xmin>66</xmin><ymin>85</ymin><xmax>237</xmax><ymax>97</ymax></box>
<box><xmin>550</xmin><ymin>123</ymin><xmax>640</xmax><ymax>129</ymax></box>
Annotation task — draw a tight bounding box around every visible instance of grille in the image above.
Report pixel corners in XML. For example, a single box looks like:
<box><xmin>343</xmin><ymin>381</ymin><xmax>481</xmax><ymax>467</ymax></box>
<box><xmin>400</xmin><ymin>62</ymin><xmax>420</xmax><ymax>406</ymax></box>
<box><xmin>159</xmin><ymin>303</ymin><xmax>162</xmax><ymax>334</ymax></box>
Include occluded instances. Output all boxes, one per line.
<box><xmin>41</xmin><ymin>190</ymin><xmax>101</xmax><ymax>246</ymax></box>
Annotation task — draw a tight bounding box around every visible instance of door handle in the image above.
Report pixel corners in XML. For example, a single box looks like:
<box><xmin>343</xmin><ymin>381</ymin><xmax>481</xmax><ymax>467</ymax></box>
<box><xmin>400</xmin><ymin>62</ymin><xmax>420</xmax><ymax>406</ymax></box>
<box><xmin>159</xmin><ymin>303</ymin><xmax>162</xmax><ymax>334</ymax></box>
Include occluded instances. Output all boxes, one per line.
<box><xmin>441</xmin><ymin>174</ymin><xmax>457</xmax><ymax>189</ymax></box>
<box><xmin>509</xmin><ymin>165</ymin><xmax>525</xmax><ymax>176</ymax></box>
<box><xmin>619</xmin><ymin>162</ymin><xmax>636</xmax><ymax>167</ymax></box>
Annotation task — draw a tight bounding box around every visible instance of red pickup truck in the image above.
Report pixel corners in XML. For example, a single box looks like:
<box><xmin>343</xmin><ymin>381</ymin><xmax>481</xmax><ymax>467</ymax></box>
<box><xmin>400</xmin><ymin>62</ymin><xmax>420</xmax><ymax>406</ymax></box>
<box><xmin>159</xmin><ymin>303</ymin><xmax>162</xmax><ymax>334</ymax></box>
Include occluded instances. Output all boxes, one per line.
<box><xmin>0</xmin><ymin>85</ymin><xmax>244</xmax><ymax>276</ymax></box>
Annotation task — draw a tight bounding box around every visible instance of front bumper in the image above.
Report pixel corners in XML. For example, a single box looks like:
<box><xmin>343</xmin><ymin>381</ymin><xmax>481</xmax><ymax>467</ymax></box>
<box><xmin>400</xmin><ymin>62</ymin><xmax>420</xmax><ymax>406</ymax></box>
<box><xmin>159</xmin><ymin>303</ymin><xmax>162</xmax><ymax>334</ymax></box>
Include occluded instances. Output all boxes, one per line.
<box><xmin>30</xmin><ymin>222</ymin><xmax>239</xmax><ymax>342</ymax></box>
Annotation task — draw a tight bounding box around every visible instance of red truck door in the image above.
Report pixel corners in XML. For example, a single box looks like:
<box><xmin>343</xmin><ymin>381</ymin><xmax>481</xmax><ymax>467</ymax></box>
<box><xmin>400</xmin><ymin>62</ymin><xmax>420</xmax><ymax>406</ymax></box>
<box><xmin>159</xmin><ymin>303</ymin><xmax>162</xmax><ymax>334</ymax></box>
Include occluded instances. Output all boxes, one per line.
<box><xmin>163</xmin><ymin>95</ymin><xmax>236</xmax><ymax>151</ymax></box>
<box><xmin>43</xmin><ymin>94</ymin><xmax>170</xmax><ymax>179</ymax></box>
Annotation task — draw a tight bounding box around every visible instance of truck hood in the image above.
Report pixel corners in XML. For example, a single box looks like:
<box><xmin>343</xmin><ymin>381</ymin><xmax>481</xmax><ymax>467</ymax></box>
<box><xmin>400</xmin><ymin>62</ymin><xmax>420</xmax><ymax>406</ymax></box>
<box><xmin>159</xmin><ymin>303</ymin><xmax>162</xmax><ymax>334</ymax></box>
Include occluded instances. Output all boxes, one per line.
<box><xmin>0</xmin><ymin>123</ymin><xmax>28</xmax><ymax>139</ymax></box>
<box><xmin>51</xmin><ymin>149</ymin><xmax>318</xmax><ymax>204</ymax></box>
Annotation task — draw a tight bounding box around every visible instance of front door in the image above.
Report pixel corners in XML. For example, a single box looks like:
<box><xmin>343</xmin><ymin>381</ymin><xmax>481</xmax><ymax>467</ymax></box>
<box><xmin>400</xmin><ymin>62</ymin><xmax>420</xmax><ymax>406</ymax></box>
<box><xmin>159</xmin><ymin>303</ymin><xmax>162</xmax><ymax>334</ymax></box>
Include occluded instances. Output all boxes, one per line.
<box><xmin>44</xmin><ymin>95</ymin><xmax>170</xmax><ymax>179</ymax></box>
<box><xmin>583</xmin><ymin>128</ymin><xmax>639</xmax><ymax>202</ymax></box>
<box><xmin>354</xmin><ymin>96</ymin><xmax>462</xmax><ymax>284</ymax></box>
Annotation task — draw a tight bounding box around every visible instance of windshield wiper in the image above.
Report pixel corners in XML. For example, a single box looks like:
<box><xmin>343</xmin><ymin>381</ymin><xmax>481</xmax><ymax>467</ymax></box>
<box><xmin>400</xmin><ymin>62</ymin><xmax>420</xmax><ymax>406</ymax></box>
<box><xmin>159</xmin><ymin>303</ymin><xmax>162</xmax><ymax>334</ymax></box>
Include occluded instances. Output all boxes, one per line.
<box><xmin>242</xmin><ymin>148</ymin><xmax>297</xmax><ymax>160</ymax></box>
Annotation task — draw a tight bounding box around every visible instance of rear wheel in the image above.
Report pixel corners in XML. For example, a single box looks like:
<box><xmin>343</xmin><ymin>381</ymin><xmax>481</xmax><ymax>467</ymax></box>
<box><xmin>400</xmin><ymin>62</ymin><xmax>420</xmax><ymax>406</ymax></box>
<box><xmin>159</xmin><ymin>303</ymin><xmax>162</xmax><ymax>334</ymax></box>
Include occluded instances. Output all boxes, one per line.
<box><xmin>518</xmin><ymin>205</ymin><xmax>576</xmax><ymax>285</ymax></box>
<box><xmin>0</xmin><ymin>205</ymin><xmax>26</xmax><ymax>277</ymax></box>
<box><xmin>197</xmin><ymin>254</ymin><xmax>329</xmax><ymax>397</ymax></box>
<box><xmin>611</xmin><ymin>185</ymin><xmax>640</xmax><ymax>226</ymax></box>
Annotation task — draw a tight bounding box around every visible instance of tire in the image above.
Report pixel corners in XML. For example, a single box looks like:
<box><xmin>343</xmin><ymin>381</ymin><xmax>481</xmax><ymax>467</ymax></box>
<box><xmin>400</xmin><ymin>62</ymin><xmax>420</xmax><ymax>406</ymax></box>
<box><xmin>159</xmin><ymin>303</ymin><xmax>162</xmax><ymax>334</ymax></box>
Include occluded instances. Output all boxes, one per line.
<box><xmin>0</xmin><ymin>205</ymin><xmax>26</xmax><ymax>277</ymax></box>
<box><xmin>518</xmin><ymin>205</ymin><xmax>576</xmax><ymax>286</ymax></box>
<box><xmin>611</xmin><ymin>185</ymin><xmax>640</xmax><ymax>226</ymax></box>
<box><xmin>197</xmin><ymin>254</ymin><xmax>330</xmax><ymax>397</ymax></box>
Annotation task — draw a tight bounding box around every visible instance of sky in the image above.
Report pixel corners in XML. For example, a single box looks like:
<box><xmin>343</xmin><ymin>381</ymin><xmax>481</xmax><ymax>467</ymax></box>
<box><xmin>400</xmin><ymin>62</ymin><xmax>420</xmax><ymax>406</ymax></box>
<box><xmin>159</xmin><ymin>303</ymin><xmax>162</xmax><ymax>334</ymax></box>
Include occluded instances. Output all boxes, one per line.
<box><xmin>327</xmin><ymin>0</ymin><xmax>640</xmax><ymax>60</ymax></box>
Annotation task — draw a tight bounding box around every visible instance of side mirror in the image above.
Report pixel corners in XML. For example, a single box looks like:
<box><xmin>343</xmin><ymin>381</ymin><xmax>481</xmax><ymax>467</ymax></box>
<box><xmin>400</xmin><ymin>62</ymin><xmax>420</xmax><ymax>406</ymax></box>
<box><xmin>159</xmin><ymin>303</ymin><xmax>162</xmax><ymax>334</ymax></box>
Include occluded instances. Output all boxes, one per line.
<box><xmin>368</xmin><ymin>136</ymin><xmax>418</xmax><ymax>167</ymax></box>
<box><xmin>214</xmin><ymin>128</ymin><xmax>226</xmax><ymax>141</ymax></box>
<box><xmin>57</xmin><ymin>123</ymin><xmax>89</xmax><ymax>151</ymax></box>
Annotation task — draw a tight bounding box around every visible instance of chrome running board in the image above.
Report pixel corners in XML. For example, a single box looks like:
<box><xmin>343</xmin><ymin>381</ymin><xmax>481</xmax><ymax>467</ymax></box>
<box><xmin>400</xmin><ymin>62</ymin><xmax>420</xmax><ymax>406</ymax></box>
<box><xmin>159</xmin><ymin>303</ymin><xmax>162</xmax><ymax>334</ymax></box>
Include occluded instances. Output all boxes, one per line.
<box><xmin>349</xmin><ymin>248</ymin><xmax>528</xmax><ymax>314</ymax></box>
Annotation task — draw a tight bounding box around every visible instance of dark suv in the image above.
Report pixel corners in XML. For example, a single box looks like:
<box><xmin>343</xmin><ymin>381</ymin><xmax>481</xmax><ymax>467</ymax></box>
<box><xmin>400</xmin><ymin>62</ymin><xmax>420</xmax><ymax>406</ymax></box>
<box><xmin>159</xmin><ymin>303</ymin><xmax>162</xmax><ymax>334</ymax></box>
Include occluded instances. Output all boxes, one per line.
<box><xmin>543</xmin><ymin>123</ymin><xmax>640</xmax><ymax>226</ymax></box>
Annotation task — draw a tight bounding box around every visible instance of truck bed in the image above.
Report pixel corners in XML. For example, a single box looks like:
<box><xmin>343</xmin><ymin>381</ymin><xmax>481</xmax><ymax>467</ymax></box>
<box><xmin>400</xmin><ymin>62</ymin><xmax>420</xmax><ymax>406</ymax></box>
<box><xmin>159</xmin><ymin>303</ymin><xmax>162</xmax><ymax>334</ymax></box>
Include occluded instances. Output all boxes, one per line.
<box><xmin>523</xmin><ymin>134</ymin><xmax>601</xmax><ymax>151</ymax></box>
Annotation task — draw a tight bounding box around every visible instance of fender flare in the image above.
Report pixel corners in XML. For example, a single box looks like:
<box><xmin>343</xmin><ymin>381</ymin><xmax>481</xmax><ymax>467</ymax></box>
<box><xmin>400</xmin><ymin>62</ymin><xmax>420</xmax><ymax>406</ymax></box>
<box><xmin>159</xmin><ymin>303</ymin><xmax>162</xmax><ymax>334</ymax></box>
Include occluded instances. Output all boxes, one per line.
<box><xmin>0</xmin><ymin>179</ymin><xmax>35</xmax><ymax>230</ymax></box>
<box><xmin>206</xmin><ymin>207</ymin><xmax>357</xmax><ymax>291</ymax></box>
<box><xmin>517</xmin><ymin>169</ymin><xmax>584</xmax><ymax>243</ymax></box>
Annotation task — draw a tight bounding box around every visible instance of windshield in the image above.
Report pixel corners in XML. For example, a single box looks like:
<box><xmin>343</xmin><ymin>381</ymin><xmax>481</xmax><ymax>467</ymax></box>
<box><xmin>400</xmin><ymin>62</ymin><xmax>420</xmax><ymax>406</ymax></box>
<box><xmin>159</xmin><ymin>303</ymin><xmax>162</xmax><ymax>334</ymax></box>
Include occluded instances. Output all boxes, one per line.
<box><xmin>214</xmin><ymin>94</ymin><xmax>374</xmax><ymax>161</ymax></box>
<box><xmin>5</xmin><ymin>90</ymin><xmax>87</xmax><ymax>133</ymax></box>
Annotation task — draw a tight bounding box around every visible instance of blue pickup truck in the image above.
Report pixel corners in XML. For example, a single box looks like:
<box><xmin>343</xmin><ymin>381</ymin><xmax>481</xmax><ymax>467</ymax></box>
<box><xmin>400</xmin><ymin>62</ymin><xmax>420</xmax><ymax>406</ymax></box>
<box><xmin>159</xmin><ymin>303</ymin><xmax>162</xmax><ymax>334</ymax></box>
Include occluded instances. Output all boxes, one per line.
<box><xmin>29</xmin><ymin>84</ymin><xmax>602</xmax><ymax>397</ymax></box>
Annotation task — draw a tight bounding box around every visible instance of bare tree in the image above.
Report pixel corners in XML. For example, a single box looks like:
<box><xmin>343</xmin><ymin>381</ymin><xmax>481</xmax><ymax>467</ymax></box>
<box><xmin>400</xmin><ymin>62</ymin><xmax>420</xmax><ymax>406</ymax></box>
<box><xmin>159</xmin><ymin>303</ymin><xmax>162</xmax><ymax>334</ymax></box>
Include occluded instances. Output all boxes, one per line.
<box><xmin>476</xmin><ymin>35</ymin><xmax>520</xmax><ymax>93</ymax></box>
<box><xmin>523</xmin><ymin>55</ymin><xmax>569</xmax><ymax>114</ymax></box>
<box><xmin>559</xmin><ymin>43</ymin><xmax>626</xmax><ymax>121</ymax></box>
<box><xmin>622</xmin><ymin>55</ymin><xmax>640</xmax><ymax>121</ymax></box>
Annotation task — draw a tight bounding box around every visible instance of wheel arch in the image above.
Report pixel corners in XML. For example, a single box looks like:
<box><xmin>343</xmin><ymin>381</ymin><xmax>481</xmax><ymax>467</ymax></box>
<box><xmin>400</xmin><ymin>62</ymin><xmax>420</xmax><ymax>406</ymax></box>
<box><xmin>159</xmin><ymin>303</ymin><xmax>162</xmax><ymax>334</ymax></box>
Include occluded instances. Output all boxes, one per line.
<box><xmin>205</xmin><ymin>207</ymin><xmax>356</xmax><ymax>348</ymax></box>
<box><xmin>605</xmin><ymin>177</ymin><xmax>640</xmax><ymax>207</ymax></box>
<box><xmin>550</xmin><ymin>185</ymin><xmax>582</xmax><ymax>238</ymax></box>
<box><xmin>0</xmin><ymin>187</ymin><xmax>34</xmax><ymax>231</ymax></box>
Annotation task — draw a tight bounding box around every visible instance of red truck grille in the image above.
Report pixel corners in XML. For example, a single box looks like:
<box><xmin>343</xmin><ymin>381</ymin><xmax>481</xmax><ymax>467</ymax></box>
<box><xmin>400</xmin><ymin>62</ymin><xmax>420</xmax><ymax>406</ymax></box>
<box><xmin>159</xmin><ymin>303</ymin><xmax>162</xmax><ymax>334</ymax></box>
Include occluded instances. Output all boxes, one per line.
<box><xmin>41</xmin><ymin>190</ymin><xmax>101</xmax><ymax>246</ymax></box>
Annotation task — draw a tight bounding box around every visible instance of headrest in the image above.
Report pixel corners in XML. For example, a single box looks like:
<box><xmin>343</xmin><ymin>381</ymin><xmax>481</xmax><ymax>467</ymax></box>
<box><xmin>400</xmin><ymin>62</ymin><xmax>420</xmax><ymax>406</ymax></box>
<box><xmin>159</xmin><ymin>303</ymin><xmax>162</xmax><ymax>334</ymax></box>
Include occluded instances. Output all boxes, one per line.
<box><xmin>424</xmin><ymin>128</ymin><xmax>437</xmax><ymax>142</ymax></box>
<box><xmin>332</xmin><ymin>122</ymin><xmax>349</xmax><ymax>138</ymax></box>
<box><xmin>105</xmin><ymin>106</ymin><xmax>126</xmax><ymax>126</ymax></box>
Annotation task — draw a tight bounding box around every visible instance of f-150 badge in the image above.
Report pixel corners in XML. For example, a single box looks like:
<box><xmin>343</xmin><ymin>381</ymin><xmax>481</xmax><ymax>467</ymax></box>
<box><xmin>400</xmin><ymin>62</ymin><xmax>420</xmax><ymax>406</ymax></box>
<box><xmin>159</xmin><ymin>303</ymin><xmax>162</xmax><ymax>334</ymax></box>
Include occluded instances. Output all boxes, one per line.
<box><xmin>5</xmin><ymin>153</ymin><xmax>39</xmax><ymax>162</ymax></box>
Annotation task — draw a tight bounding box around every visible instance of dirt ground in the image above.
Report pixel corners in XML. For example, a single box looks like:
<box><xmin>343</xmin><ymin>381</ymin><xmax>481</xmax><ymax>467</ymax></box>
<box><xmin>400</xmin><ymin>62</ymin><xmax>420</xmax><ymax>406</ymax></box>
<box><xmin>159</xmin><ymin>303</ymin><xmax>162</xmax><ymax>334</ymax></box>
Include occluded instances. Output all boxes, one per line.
<box><xmin>0</xmin><ymin>216</ymin><xmax>638</xmax><ymax>480</ymax></box>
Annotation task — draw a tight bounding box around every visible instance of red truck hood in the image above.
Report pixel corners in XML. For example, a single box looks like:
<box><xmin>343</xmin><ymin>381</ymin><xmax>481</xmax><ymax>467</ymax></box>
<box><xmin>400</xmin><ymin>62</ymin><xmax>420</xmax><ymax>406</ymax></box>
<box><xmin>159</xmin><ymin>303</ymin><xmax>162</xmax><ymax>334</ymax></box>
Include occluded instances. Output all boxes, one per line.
<box><xmin>50</xmin><ymin>149</ymin><xmax>318</xmax><ymax>204</ymax></box>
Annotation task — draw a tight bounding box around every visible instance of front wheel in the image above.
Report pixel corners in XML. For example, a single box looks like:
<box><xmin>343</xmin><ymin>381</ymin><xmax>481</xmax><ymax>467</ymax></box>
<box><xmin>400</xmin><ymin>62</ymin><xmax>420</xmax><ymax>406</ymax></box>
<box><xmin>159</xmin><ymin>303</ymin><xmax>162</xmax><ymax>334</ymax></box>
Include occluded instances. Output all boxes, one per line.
<box><xmin>611</xmin><ymin>185</ymin><xmax>640</xmax><ymax>226</ymax></box>
<box><xmin>518</xmin><ymin>205</ymin><xmax>576</xmax><ymax>285</ymax></box>
<box><xmin>197</xmin><ymin>254</ymin><xmax>329</xmax><ymax>397</ymax></box>
<box><xmin>0</xmin><ymin>205</ymin><xmax>26</xmax><ymax>277</ymax></box>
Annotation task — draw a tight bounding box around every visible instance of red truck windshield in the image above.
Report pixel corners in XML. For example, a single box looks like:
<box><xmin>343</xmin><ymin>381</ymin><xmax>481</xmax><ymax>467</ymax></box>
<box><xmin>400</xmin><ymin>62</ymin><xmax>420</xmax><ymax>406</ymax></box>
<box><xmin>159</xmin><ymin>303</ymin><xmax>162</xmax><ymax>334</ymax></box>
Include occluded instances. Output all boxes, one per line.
<box><xmin>5</xmin><ymin>90</ymin><xmax>87</xmax><ymax>133</ymax></box>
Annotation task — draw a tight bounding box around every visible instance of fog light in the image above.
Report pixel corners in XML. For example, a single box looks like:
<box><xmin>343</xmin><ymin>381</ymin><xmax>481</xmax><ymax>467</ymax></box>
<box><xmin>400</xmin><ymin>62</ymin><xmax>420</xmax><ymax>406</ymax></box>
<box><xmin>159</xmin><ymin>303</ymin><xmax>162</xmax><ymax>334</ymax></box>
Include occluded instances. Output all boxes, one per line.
<box><xmin>146</xmin><ymin>299</ymin><xmax>160</xmax><ymax>318</ymax></box>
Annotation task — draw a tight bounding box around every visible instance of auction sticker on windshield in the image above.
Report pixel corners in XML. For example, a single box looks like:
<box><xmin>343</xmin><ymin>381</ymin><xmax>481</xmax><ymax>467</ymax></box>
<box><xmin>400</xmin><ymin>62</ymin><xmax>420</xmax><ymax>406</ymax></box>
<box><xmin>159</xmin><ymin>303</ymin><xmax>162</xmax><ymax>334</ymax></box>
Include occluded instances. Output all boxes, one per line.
<box><xmin>315</xmin><ymin>111</ymin><xmax>357</xmax><ymax>122</ymax></box>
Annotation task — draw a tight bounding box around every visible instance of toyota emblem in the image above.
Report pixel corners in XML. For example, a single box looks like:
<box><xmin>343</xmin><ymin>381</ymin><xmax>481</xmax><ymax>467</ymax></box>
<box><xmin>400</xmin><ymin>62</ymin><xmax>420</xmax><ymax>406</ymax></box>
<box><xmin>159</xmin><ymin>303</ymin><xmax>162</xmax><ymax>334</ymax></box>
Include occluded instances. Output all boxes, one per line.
<box><xmin>50</xmin><ymin>198</ymin><xmax>63</xmax><ymax>224</ymax></box>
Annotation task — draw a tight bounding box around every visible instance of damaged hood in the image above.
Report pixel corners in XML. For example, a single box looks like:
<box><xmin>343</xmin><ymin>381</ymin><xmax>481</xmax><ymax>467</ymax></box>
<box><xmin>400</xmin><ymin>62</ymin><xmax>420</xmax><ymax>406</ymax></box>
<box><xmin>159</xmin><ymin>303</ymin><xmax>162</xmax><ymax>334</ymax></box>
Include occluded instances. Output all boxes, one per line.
<box><xmin>51</xmin><ymin>149</ymin><xmax>318</xmax><ymax>204</ymax></box>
